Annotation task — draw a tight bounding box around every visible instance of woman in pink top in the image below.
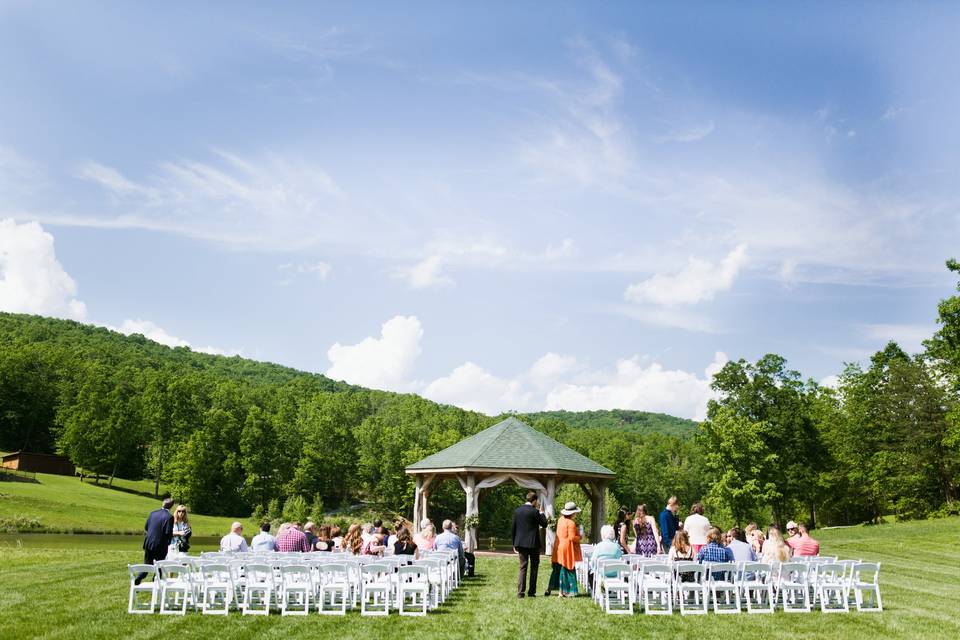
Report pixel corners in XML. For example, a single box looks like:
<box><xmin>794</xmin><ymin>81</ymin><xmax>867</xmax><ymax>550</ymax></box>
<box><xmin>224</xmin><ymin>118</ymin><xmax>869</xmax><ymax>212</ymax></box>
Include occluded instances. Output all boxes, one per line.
<box><xmin>413</xmin><ymin>521</ymin><xmax>437</xmax><ymax>552</ymax></box>
<box><xmin>682</xmin><ymin>502</ymin><xmax>711</xmax><ymax>554</ymax></box>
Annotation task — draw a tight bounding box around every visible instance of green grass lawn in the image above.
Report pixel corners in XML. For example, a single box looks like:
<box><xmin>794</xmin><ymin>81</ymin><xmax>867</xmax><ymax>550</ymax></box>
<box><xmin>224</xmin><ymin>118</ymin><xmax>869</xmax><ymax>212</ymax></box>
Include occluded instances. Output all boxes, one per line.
<box><xmin>0</xmin><ymin>472</ymin><xmax>254</xmax><ymax>535</ymax></box>
<box><xmin>0</xmin><ymin>516</ymin><xmax>957</xmax><ymax>639</ymax></box>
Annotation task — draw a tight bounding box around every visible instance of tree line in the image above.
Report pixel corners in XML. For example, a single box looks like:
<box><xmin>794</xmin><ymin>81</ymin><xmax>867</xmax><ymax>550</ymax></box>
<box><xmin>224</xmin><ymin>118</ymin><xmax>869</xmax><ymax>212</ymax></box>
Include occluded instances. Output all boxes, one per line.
<box><xmin>1</xmin><ymin>260</ymin><xmax>958</xmax><ymax>533</ymax></box>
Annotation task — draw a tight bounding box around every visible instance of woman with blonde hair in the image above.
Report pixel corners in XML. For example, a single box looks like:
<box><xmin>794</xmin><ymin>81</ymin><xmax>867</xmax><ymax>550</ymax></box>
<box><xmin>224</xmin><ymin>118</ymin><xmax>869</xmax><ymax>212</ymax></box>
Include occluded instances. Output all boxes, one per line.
<box><xmin>413</xmin><ymin>521</ymin><xmax>437</xmax><ymax>552</ymax></box>
<box><xmin>169</xmin><ymin>504</ymin><xmax>191</xmax><ymax>554</ymax></box>
<box><xmin>761</xmin><ymin>526</ymin><xmax>792</xmax><ymax>562</ymax></box>
<box><xmin>632</xmin><ymin>504</ymin><xmax>661</xmax><ymax>556</ymax></box>
<box><xmin>343</xmin><ymin>523</ymin><xmax>364</xmax><ymax>555</ymax></box>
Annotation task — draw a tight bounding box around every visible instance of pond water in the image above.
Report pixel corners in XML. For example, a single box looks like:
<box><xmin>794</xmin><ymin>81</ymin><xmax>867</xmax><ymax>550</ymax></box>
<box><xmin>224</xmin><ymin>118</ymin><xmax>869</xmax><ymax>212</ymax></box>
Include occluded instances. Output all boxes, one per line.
<box><xmin>0</xmin><ymin>533</ymin><xmax>221</xmax><ymax>551</ymax></box>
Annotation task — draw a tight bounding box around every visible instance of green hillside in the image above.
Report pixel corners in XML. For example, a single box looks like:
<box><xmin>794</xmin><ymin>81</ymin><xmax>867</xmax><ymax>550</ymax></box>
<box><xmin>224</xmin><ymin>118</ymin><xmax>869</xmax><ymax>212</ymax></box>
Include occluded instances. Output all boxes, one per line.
<box><xmin>524</xmin><ymin>409</ymin><xmax>697</xmax><ymax>437</ymax></box>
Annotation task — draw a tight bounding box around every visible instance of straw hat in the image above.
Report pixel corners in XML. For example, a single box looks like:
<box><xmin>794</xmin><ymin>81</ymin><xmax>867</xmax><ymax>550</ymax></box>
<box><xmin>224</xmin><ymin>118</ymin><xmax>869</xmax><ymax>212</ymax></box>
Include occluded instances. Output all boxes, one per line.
<box><xmin>560</xmin><ymin>501</ymin><xmax>581</xmax><ymax>516</ymax></box>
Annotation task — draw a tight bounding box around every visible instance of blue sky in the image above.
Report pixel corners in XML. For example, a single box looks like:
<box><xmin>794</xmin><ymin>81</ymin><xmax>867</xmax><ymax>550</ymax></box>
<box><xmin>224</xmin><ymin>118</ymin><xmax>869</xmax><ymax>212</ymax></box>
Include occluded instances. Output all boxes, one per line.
<box><xmin>2</xmin><ymin>1</ymin><xmax>959</xmax><ymax>419</ymax></box>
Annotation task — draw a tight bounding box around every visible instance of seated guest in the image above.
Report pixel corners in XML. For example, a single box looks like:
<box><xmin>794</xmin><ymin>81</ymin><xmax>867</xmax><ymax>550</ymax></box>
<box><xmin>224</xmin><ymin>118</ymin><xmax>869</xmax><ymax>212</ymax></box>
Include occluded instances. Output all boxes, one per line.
<box><xmin>220</xmin><ymin>522</ymin><xmax>248</xmax><ymax>552</ymax></box>
<box><xmin>315</xmin><ymin>525</ymin><xmax>334</xmax><ymax>551</ymax></box>
<box><xmin>434</xmin><ymin>519</ymin><xmax>466</xmax><ymax>575</ymax></box>
<box><xmin>362</xmin><ymin>529</ymin><xmax>386</xmax><ymax>556</ymax></box>
<box><xmin>361</xmin><ymin>523</ymin><xmax>375</xmax><ymax>545</ymax></box>
<box><xmin>668</xmin><ymin>530</ymin><xmax>694</xmax><ymax>562</ymax></box>
<box><xmin>414</xmin><ymin>521</ymin><xmax>437</xmax><ymax>552</ymax></box>
<box><xmin>330</xmin><ymin>526</ymin><xmax>344</xmax><ymax>551</ymax></box>
<box><xmin>588</xmin><ymin>524</ymin><xmax>624</xmax><ymax>584</ymax></box>
<box><xmin>276</xmin><ymin>521</ymin><xmax>312</xmax><ymax>553</ymax></box>
<box><xmin>303</xmin><ymin>522</ymin><xmax>319</xmax><ymax>549</ymax></box>
<box><xmin>394</xmin><ymin>526</ymin><xmax>419</xmax><ymax>559</ymax></box>
<box><xmin>343</xmin><ymin>523</ymin><xmax>364</xmax><ymax>555</ymax></box>
<box><xmin>251</xmin><ymin>522</ymin><xmax>278</xmax><ymax>551</ymax></box>
<box><xmin>761</xmin><ymin>526</ymin><xmax>792</xmax><ymax>562</ymax></box>
<box><xmin>696</xmin><ymin>527</ymin><xmax>734</xmax><ymax>566</ymax></box>
<box><xmin>726</xmin><ymin>526</ymin><xmax>757</xmax><ymax>563</ymax></box>
<box><xmin>788</xmin><ymin>522</ymin><xmax>820</xmax><ymax>556</ymax></box>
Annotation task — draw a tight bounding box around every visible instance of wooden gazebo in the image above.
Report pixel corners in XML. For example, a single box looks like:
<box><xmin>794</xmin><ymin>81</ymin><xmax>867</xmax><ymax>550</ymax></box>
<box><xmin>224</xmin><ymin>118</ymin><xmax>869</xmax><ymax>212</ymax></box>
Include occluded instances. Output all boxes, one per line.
<box><xmin>405</xmin><ymin>417</ymin><xmax>615</xmax><ymax>553</ymax></box>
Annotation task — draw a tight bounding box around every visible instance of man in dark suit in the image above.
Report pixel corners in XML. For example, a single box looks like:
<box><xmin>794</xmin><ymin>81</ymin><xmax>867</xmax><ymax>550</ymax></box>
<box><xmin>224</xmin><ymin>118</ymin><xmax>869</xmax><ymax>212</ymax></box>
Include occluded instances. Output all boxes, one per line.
<box><xmin>511</xmin><ymin>490</ymin><xmax>547</xmax><ymax>598</ymax></box>
<box><xmin>135</xmin><ymin>497</ymin><xmax>174</xmax><ymax>584</ymax></box>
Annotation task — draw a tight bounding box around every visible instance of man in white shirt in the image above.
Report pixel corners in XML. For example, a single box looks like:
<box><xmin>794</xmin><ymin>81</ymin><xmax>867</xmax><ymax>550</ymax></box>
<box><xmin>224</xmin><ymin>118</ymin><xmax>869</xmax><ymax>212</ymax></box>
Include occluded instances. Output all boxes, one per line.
<box><xmin>726</xmin><ymin>526</ymin><xmax>757</xmax><ymax>563</ymax></box>
<box><xmin>251</xmin><ymin>522</ymin><xmax>277</xmax><ymax>551</ymax></box>
<box><xmin>220</xmin><ymin>522</ymin><xmax>248</xmax><ymax>553</ymax></box>
<box><xmin>683</xmin><ymin>502</ymin><xmax>711</xmax><ymax>554</ymax></box>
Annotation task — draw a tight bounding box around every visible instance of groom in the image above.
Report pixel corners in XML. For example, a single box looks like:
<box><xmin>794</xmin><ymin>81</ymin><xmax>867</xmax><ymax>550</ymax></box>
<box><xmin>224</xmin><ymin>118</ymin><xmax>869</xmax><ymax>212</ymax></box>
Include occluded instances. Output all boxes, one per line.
<box><xmin>511</xmin><ymin>490</ymin><xmax>547</xmax><ymax>598</ymax></box>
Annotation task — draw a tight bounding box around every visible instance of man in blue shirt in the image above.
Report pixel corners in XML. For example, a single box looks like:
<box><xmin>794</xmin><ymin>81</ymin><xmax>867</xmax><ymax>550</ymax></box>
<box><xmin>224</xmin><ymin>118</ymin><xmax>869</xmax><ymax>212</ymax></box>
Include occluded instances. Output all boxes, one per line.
<box><xmin>658</xmin><ymin>496</ymin><xmax>680</xmax><ymax>553</ymax></box>
<box><xmin>434</xmin><ymin>519</ymin><xmax>466</xmax><ymax>575</ymax></box>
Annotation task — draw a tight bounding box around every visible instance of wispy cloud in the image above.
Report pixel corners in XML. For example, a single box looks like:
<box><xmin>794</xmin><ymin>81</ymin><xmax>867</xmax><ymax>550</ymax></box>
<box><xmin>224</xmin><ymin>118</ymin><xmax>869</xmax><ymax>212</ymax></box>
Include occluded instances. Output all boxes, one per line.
<box><xmin>625</xmin><ymin>244</ymin><xmax>748</xmax><ymax>306</ymax></box>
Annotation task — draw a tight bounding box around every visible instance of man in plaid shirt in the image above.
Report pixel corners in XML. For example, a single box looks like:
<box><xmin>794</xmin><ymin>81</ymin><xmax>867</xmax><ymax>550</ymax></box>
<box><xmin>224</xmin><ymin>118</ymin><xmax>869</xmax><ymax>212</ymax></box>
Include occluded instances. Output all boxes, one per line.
<box><xmin>276</xmin><ymin>522</ymin><xmax>312</xmax><ymax>553</ymax></box>
<box><xmin>697</xmin><ymin>527</ymin><xmax>734</xmax><ymax>579</ymax></box>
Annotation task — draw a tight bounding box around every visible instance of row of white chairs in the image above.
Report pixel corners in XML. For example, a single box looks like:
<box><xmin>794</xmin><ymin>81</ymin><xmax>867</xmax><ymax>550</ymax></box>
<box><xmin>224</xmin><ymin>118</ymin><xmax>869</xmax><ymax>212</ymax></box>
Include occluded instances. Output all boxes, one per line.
<box><xmin>587</xmin><ymin>555</ymin><xmax>882</xmax><ymax>615</ymax></box>
<box><xmin>127</xmin><ymin>550</ymin><xmax>461</xmax><ymax>616</ymax></box>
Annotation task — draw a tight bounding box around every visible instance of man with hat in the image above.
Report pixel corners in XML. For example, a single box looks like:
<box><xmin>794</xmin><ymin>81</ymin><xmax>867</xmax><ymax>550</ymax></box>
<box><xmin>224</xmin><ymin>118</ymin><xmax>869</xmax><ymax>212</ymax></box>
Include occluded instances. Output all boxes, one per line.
<box><xmin>511</xmin><ymin>490</ymin><xmax>547</xmax><ymax>598</ymax></box>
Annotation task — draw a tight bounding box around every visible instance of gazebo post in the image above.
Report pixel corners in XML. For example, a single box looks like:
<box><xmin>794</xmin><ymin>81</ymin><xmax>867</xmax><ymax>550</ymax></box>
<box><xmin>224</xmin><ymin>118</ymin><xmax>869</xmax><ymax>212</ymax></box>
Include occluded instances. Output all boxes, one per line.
<box><xmin>413</xmin><ymin>475</ymin><xmax>423</xmax><ymax>533</ymax></box>
<box><xmin>591</xmin><ymin>481</ymin><xmax>606</xmax><ymax>543</ymax></box>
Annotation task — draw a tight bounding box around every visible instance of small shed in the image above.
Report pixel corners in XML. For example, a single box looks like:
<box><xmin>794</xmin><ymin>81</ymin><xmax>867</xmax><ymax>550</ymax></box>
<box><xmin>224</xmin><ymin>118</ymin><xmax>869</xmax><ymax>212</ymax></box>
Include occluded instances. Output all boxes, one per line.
<box><xmin>1</xmin><ymin>451</ymin><xmax>75</xmax><ymax>476</ymax></box>
<box><xmin>405</xmin><ymin>417</ymin><xmax>615</xmax><ymax>553</ymax></box>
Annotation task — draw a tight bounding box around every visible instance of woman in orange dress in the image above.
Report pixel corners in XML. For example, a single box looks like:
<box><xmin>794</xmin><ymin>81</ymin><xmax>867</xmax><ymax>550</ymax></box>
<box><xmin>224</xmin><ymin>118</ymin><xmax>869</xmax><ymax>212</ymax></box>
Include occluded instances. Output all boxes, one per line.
<box><xmin>555</xmin><ymin>501</ymin><xmax>583</xmax><ymax>597</ymax></box>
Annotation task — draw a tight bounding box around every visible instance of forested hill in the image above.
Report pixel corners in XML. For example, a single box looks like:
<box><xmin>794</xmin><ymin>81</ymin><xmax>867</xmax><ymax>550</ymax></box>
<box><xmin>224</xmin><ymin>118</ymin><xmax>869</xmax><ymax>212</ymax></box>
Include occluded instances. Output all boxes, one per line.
<box><xmin>0</xmin><ymin>312</ymin><xmax>705</xmax><ymax>528</ymax></box>
<box><xmin>524</xmin><ymin>409</ymin><xmax>697</xmax><ymax>437</ymax></box>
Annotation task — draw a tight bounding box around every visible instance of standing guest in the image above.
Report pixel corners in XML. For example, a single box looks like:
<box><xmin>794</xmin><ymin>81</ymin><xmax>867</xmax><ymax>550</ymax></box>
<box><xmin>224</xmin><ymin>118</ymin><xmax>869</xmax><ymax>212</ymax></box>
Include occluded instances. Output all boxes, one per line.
<box><xmin>303</xmin><ymin>522</ymin><xmax>319</xmax><ymax>549</ymax></box>
<box><xmin>613</xmin><ymin>508</ymin><xmax>631</xmax><ymax>553</ymax></box>
<box><xmin>394</xmin><ymin>526</ymin><xmax>419</xmax><ymax>559</ymax></box>
<box><xmin>251</xmin><ymin>522</ymin><xmax>278</xmax><ymax>551</ymax></box>
<box><xmin>788</xmin><ymin>523</ymin><xmax>821</xmax><ymax>556</ymax></box>
<box><xmin>435</xmin><ymin>519</ymin><xmax>466</xmax><ymax>575</ymax></box>
<box><xmin>696</xmin><ymin>527</ymin><xmax>734</xmax><ymax>565</ymax></box>
<box><xmin>511</xmin><ymin>491</ymin><xmax>547</xmax><ymax>599</ymax></box>
<box><xmin>761</xmin><ymin>526</ymin><xmax>792</xmax><ymax>562</ymax></box>
<box><xmin>343</xmin><ymin>524</ymin><xmax>364</xmax><ymax>555</ymax></box>
<box><xmin>668</xmin><ymin>530</ymin><xmax>695</xmax><ymax>563</ymax></box>
<box><xmin>169</xmin><ymin>505</ymin><xmax>191</xmax><ymax>555</ymax></box>
<box><xmin>683</xmin><ymin>502</ymin><xmax>711</xmax><ymax>554</ymax></box>
<box><xmin>276</xmin><ymin>521</ymin><xmax>311</xmax><ymax>553</ymax></box>
<box><xmin>545</xmin><ymin>534</ymin><xmax>562</xmax><ymax>597</ymax></box>
<box><xmin>135</xmin><ymin>497</ymin><xmax>174</xmax><ymax>585</ymax></box>
<box><xmin>587</xmin><ymin>525</ymin><xmax>624</xmax><ymax>585</ymax></box>
<box><xmin>330</xmin><ymin>526</ymin><xmax>344</xmax><ymax>551</ymax></box>
<box><xmin>414</xmin><ymin>521</ymin><xmax>437</xmax><ymax>552</ymax></box>
<box><xmin>726</xmin><ymin>527</ymin><xmax>757</xmax><ymax>563</ymax></box>
<box><xmin>658</xmin><ymin>496</ymin><xmax>680</xmax><ymax>554</ymax></box>
<box><xmin>633</xmin><ymin>504</ymin><xmax>662</xmax><ymax>556</ymax></box>
<box><xmin>220</xmin><ymin>522</ymin><xmax>248</xmax><ymax>552</ymax></box>
<box><xmin>555</xmin><ymin>502</ymin><xmax>582</xmax><ymax>597</ymax></box>
<box><xmin>315</xmin><ymin>525</ymin><xmax>334</xmax><ymax>551</ymax></box>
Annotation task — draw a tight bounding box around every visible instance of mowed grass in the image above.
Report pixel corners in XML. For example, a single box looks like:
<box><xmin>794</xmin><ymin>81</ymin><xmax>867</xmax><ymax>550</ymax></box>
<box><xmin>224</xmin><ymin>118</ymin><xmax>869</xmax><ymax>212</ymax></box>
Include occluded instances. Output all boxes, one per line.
<box><xmin>0</xmin><ymin>517</ymin><xmax>958</xmax><ymax>640</ymax></box>
<box><xmin>0</xmin><ymin>472</ymin><xmax>254</xmax><ymax>535</ymax></box>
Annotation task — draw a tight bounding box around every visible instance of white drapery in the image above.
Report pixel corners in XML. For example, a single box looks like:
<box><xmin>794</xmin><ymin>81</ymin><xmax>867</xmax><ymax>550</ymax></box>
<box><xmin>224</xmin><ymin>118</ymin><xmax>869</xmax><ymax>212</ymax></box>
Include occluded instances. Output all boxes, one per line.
<box><xmin>455</xmin><ymin>473</ymin><xmax>557</xmax><ymax>553</ymax></box>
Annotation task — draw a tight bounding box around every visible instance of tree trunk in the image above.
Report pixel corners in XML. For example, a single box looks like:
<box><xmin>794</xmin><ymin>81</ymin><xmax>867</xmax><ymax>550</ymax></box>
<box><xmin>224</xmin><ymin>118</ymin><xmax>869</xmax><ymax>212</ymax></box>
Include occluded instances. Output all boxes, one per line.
<box><xmin>154</xmin><ymin>444</ymin><xmax>164</xmax><ymax>498</ymax></box>
<box><xmin>808</xmin><ymin>502</ymin><xmax>816</xmax><ymax>529</ymax></box>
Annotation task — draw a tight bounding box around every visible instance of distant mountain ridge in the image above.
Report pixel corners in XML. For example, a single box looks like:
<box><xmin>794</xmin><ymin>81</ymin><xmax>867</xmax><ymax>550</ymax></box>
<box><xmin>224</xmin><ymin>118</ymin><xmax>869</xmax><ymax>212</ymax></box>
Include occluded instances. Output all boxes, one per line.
<box><xmin>523</xmin><ymin>409</ymin><xmax>698</xmax><ymax>437</ymax></box>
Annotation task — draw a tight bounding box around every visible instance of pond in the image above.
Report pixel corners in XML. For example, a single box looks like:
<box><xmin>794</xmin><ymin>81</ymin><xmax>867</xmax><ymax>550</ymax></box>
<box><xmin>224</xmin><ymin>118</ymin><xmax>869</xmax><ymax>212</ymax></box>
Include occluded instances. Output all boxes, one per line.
<box><xmin>0</xmin><ymin>533</ymin><xmax>222</xmax><ymax>551</ymax></box>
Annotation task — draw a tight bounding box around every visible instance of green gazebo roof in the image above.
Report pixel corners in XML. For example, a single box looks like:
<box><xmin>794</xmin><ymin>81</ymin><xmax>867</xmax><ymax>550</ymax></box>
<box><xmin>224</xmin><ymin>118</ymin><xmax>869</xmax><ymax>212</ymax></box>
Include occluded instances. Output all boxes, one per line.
<box><xmin>405</xmin><ymin>417</ymin><xmax>615</xmax><ymax>477</ymax></box>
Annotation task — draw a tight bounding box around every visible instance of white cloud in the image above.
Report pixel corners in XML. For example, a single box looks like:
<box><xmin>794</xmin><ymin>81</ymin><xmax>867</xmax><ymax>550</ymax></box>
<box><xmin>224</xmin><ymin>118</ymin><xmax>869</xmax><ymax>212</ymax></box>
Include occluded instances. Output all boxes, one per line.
<box><xmin>108</xmin><ymin>318</ymin><xmax>241</xmax><ymax>356</ymax></box>
<box><xmin>422</xmin><ymin>361</ymin><xmax>532</xmax><ymax>414</ymax></box>
<box><xmin>277</xmin><ymin>261</ymin><xmax>332</xmax><ymax>285</ymax></box>
<box><xmin>544</xmin><ymin>352</ymin><xmax>727</xmax><ymax>421</ymax></box>
<box><xmin>0</xmin><ymin>218</ymin><xmax>87</xmax><ymax>320</ymax></box>
<box><xmin>624</xmin><ymin>244</ymin><xmax>748</xmax><ymax>306</ymax></box>
<box><xmin>862</xmin><ymin>323</ymin><xmax>932</xmax><ymax>354</ymax></box>
<box><xmin>819</xmin><ymin>374</ymin><xmax>841</xmax><ymax>389</ymax></box>
<box><xmin>394</xmin><ymin>255</ymin><xmax>453</xmax><ymax>289</ymax></box>
<box><xmin>528</xmin><ymin>352</ymin><xmax>579</xmax><ymax>388</ymax></box>
<box><xmin>326</xmin><ymin>315</ymin><xmax>423</xmax><ymax>391</ymax></box>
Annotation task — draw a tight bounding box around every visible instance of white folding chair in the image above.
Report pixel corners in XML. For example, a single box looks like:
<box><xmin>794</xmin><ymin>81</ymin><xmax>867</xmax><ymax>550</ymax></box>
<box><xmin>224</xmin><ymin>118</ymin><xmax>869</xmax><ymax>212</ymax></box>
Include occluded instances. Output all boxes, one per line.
<box><xmin>599</xmin><ymin>562</ymin><xmax>633</xmax><ymax>614</ymax></box>
<box><xmin>675</xmin><ymin>563</ymin><xmax>708</xmax><ymax>615</ymax></box>
<box><xmin>852</xmin><ymin>563</ymin><xmax>883</xmax><ymax>612</ymax></box>
<box><xmin>317</xmin><ymin>563</ymin><xmax>352</xmax><ymax>615</ymax></box>
<box><xmin>200</xmin><ymin>564</ymin><xmax>234</xmax><ymax>615</ymax></box>
<box><xmin>708</xmin><ymin>562</ymin><xmax>741</xmax><ymax>613</ymax></box>
<box><xmin>741</xmin><ymin>562</ymin><xmax>775</xmax><ymax>613</ymax></box>
<box><xmin>360</xmin><ymin>564</ymin><xmax>391</xmax><ymax>616</ymax></box>
<box><xmin>778</xmin><ymin>562</ymin><xmax>812</xmax><ymax>612</ymax></box>
<box><xmin>157</xmin><ymin>562</ymin><xmax>192</xmax><ymax>615</ymax></box>
<box><xmin>641</xmin><ymin>563</ymin><xmax>673</xmax><ymax>615</ymax></box>
<box><xmin>815</xmin><ymin>563</ymin><xmax>849</xmax><ymax>612</ymax></box>
<box><xmin>279</xmin><ymin>565</ymin><xmax>313</xmax><ymax>615</ymax></box>
<box><xmin>127</xmin><ymin>564</ymin><xmax>158</xmax><ymax>614</ymax></box>
<box><xmin>397</xmin><ymin>565</ymin><xmax>430</xmax><ymax>616</ymax></box>
<box><xmin>241</xmin><ymin>563</ymin><xmax>274</xmax><ymax>615</ymax></box>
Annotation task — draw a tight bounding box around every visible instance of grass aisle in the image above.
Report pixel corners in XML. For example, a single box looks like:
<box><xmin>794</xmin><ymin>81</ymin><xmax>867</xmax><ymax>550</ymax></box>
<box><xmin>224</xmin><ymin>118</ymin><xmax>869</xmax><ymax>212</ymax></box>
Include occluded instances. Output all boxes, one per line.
<box><xmin>0</xmin><ymin>517</ymin><xmax>958</xmax><ymax>639</ymax></box>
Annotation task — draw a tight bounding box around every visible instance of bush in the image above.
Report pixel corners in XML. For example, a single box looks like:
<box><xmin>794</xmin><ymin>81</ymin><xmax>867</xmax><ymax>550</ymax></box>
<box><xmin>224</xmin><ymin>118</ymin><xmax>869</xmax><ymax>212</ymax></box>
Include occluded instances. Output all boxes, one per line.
<box><xmin>282</xmin><ymin>495</ymin><xmax>309</xmax><ymax>523</ymax></box>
